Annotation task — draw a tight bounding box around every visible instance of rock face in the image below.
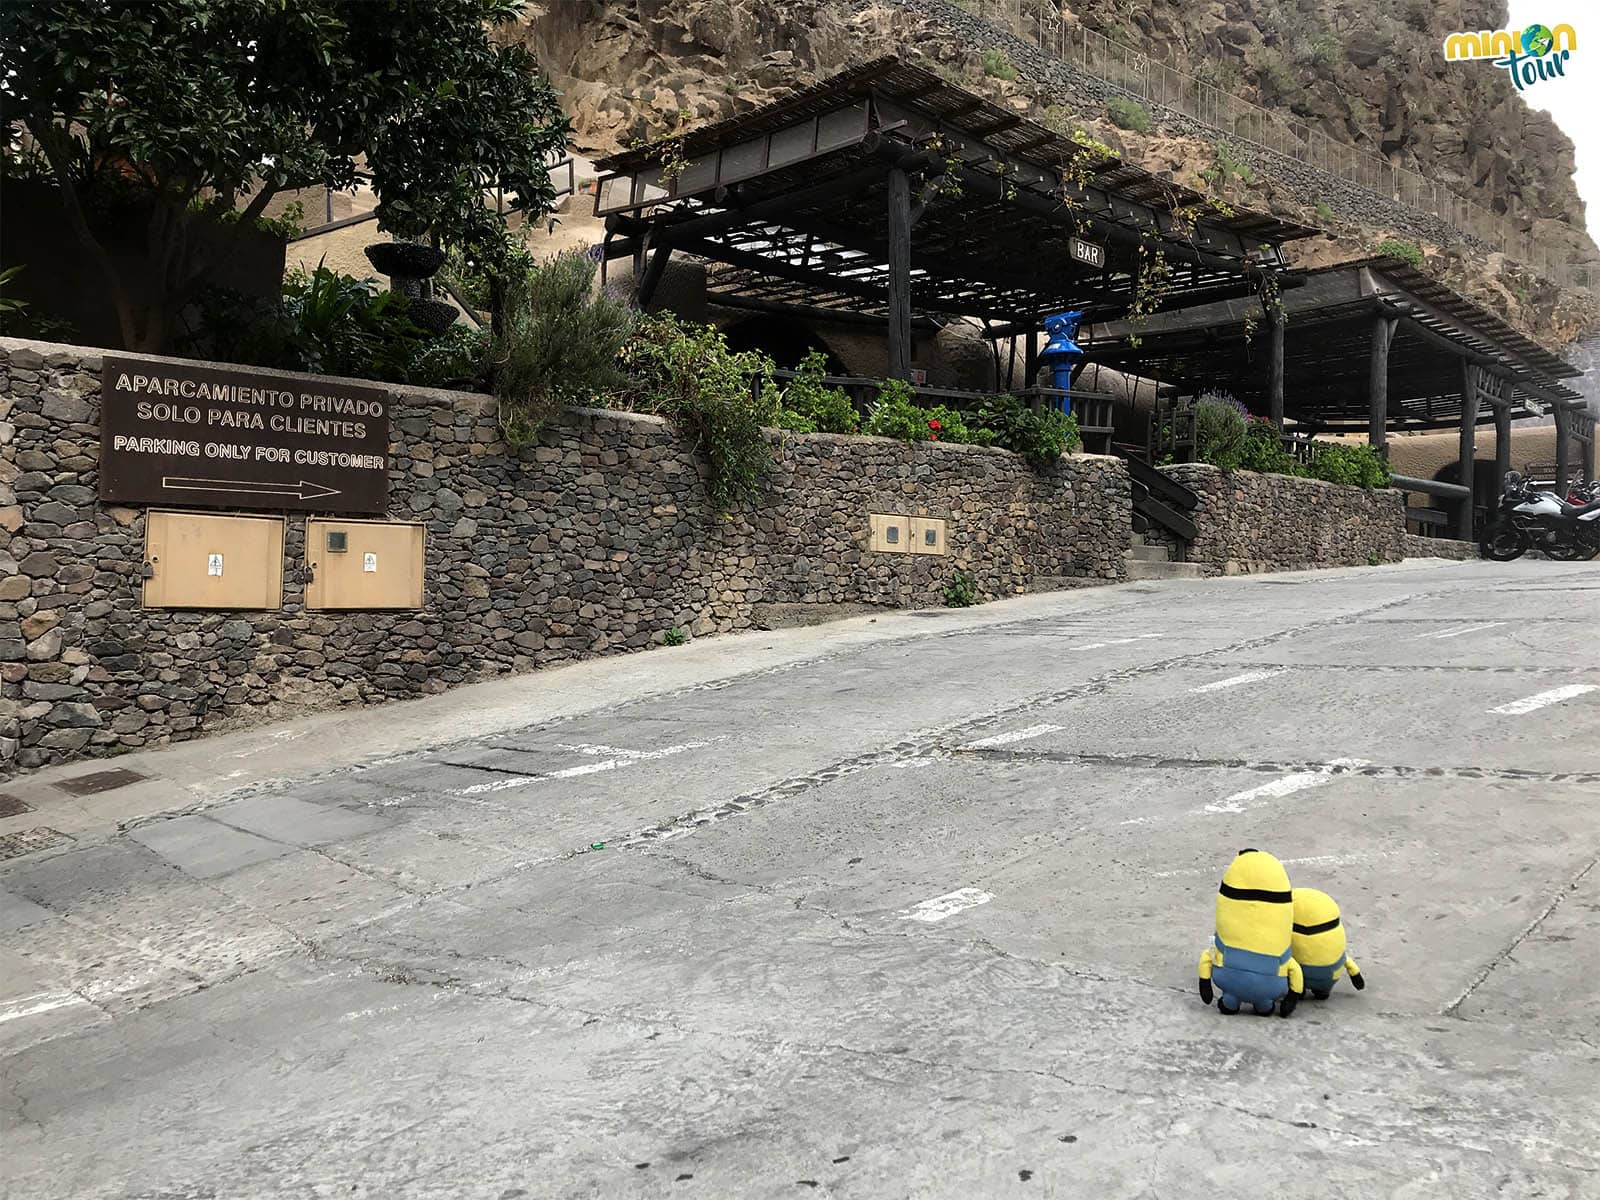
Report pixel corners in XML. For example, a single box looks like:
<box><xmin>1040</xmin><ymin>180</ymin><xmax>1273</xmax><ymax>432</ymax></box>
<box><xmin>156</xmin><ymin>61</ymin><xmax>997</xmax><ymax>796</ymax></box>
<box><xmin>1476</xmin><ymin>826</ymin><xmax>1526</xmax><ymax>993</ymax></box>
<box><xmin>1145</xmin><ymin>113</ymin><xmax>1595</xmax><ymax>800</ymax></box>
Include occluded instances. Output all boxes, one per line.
<box><xmin>1158</xmin><ymin>462</ymin><xmax>1407</xmax><ymax>574</ymax></box>
<box><xmin>525</xmin><ymin>0</ymin><xmax>1598</xmax><ymax>344</ymax></box>
<box><xmin>0</xmin><ymin>339</ymin><xmax>1132</xmax><ymax>774</ymax></box>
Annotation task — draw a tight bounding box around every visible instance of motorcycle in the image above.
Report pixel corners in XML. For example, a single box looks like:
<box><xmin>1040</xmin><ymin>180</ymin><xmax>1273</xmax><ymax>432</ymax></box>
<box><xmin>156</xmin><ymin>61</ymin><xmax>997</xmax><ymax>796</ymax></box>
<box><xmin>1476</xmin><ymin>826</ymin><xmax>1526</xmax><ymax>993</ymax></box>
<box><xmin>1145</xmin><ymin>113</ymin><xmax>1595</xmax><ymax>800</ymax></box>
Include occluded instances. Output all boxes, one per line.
<box><xmin>1479</xmin><ymin>471</ymin><xmax>1600</xmax><ymax>561</ymax></box>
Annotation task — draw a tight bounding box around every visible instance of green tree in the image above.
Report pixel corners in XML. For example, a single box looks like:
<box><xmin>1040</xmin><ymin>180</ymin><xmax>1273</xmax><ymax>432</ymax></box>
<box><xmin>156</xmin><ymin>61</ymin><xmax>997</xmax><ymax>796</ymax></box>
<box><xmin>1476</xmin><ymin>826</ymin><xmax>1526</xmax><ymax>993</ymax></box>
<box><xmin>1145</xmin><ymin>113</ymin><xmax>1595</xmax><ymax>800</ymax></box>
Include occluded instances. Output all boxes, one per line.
<box><xmin>0</xmin><ymin>0</ymin><xmax>570</xmax><ymax>352</ymax></box>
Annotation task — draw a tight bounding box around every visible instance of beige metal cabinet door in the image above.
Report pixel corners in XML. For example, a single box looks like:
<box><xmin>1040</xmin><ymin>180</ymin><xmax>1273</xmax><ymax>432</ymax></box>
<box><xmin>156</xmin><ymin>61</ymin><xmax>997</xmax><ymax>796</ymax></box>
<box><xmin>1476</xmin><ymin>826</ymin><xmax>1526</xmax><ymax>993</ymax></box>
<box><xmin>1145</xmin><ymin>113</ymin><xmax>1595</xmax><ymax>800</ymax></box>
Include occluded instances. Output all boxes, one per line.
<box><xmin>305</xmin><ymin>519</ymin><xmax>425</xmax><ymax>610</ymax></box>
<box><xmin>142</xmin><ymin>511</ymin><xmax>285</xmax><ymax>609</ymax></box>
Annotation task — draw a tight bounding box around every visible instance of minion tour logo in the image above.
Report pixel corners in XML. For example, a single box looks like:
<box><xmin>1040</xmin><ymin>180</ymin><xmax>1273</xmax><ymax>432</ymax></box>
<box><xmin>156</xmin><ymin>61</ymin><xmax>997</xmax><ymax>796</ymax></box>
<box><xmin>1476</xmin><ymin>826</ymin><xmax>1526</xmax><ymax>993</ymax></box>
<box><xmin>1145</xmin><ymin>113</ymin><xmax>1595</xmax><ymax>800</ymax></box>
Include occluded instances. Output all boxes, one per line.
<box><xmin>1442</xmin><ymin>23</ymin><xmax>1577</xmax><ymax>91</ymax></box>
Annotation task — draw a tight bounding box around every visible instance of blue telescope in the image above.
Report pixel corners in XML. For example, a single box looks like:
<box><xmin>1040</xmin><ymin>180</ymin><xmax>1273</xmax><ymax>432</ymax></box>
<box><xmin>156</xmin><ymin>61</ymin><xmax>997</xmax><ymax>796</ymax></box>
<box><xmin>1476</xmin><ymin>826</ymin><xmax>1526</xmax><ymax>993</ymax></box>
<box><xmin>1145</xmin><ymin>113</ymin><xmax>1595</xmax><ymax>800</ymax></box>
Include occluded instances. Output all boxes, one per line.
<box><xmin>1039</xmin><ymin>310</ymin><xmax>1085</xmax><ymax>414</ymax></box>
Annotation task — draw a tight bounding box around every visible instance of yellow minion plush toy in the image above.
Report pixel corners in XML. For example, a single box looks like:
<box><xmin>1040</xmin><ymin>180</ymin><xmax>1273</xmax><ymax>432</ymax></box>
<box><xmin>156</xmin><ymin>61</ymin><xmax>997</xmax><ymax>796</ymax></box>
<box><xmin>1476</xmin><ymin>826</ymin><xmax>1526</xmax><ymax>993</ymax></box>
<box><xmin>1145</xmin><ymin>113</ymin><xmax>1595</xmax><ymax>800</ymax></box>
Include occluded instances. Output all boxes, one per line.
<box><xmin>1197</xmin><ymin>849</ymin><xmax>1304</xmax><ymax>1017</ymax></box>
<box><xmin>1291</xmin><ymin>887</ymin><xmax>1366</xmax><ymax>999</ymax></box>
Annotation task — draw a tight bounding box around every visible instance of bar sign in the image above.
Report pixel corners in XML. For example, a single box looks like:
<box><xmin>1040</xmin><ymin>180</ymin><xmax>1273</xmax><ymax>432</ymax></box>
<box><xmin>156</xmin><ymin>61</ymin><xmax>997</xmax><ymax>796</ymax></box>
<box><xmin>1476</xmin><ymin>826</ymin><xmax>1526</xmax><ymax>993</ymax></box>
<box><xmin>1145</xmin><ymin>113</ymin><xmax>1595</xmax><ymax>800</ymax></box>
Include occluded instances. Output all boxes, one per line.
<box><xmin>1069</xmin><ymin>237</ymin><xmax>1106</xmax><ymax>269</ymax></box>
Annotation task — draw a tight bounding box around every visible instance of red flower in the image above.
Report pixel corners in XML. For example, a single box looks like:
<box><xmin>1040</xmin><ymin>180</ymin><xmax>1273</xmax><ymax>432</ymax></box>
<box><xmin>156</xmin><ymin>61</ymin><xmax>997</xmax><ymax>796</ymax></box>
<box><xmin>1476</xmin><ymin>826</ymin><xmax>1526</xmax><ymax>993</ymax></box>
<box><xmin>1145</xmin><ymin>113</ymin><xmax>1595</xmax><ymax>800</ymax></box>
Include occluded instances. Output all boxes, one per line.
<box><xmin>929</xmin><ymin>419</ymin><xmax>942</xmax><ymax>430</ymax></box>
<box><xmin>930</xmin><ymin>432</ymin><xmax>939</xmax><ymax>441</ymax></box>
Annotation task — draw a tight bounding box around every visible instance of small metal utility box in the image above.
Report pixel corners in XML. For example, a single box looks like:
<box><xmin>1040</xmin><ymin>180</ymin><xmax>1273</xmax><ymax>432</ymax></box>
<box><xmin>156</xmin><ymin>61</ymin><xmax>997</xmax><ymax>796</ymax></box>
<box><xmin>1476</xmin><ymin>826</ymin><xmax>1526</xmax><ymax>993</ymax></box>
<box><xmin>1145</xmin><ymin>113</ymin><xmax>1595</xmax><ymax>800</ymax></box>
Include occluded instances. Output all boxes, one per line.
<box><xmin>868</xmin><ymin>513</ymin><xmax>911</xmax><ymax>554</ymax></box>
<box><xmin>142</xmin><ymin>511</ymin><xmax>286</xmax><ymax>609</ymax></box>
<box><xmin>305</xmin><ymin>518</ymin><xmax>425</xmax><ymax>610</ymax></box>
<box><xmin>909</xmin><ymin>517</ymin><xmax>948</xmax><ymax>556</ymax></box>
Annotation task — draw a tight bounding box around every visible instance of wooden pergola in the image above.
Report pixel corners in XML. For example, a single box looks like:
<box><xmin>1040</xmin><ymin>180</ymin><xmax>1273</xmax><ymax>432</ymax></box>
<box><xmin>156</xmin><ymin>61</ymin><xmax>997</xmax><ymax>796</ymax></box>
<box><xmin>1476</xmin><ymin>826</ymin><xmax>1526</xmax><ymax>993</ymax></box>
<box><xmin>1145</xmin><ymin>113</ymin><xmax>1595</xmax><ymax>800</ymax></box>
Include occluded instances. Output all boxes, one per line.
<box><xmin>591</xmin><ymin>56</ymin><xmax>1314</xmax><ymax>383</ymax></box>
<box><xmin>1080</xmin><ymin>258</ymin><xmax>1590</xmax><ymax>539</ymax></box>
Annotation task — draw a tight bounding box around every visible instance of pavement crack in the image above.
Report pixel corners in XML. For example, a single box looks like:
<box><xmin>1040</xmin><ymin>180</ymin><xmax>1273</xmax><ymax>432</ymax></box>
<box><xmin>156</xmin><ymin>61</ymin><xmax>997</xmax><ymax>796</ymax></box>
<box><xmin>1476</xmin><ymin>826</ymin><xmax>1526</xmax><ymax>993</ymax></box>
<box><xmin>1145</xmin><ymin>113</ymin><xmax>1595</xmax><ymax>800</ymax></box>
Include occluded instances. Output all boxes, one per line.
<box><xmin>956</xmin><ymin>747</ymin><xmax>1600</xmax><ymax>787</ymax></box>
<box><xmin>1443</xmin><ymin>851</ymin><xmax>1600</xmax><ymax>1016</ymax></box>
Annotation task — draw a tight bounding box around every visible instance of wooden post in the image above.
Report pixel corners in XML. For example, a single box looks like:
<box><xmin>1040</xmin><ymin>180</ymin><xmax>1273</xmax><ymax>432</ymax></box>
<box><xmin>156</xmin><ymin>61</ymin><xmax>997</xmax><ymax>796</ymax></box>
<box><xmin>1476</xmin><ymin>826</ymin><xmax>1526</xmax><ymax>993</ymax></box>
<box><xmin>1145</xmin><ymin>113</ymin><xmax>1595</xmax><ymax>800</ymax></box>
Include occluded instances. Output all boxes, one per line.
<box><xmin>1555</xmin><ymin>404</ymin><xmax>1572</xmax><ymax>492</ymax></box>
<box><xmin>1368</xmin><ymin>315</ymin><xmax>1397</xmax><ymax>453</ymax></box>
<box><xmin>636</xmin><ymin>241</ymin><xmax>673</xmax><ymax>310</ymax></box>
<box><xmin>1023</xmin><ymin>319</ymin><xmax>1039</xmax><ymax>393</ymax></box>
<box><xmin>1493</xmin><ymin>379</ymin><xmax>1511</xmax><ymax>502</ymax></box>
<box><xmin>1457</xmin><ymin>360</ymin><xmax>1479</xmax><ymax>542</ymax></box>
<box><xmin>886</xmin><ymin>167</ymin><xmax>913</xmax><ymax>380</ymax></box>
<box><xmin>1267</xmin><ymin>310</ymin><xmax>1285</xmax><ymax>430</ymax></box>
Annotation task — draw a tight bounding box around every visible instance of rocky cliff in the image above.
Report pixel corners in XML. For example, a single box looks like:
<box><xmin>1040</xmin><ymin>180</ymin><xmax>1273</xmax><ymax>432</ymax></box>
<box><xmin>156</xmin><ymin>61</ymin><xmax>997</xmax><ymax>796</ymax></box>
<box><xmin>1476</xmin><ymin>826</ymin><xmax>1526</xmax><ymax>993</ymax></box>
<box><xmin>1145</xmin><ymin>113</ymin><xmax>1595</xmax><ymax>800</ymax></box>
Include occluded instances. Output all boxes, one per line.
<box><xmin>518</xmin><ymin>0</ymin><xmax>1597</xmax><ymax>343</ymax></box>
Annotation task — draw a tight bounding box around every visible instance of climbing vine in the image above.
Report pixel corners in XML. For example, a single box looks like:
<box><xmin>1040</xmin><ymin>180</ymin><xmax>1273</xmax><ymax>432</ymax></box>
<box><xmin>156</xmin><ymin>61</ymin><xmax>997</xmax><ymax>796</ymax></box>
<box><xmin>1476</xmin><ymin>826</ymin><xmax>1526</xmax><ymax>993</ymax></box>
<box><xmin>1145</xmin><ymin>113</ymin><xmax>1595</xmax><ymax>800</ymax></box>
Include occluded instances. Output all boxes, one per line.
<box><xmin>1125</xmin><ymin>237</ymin><xmax>1173</xmax><ymax>349</ymax></box>
<box><xmin>628</xmin><ymin>108</ymin><xmax>695</xmax><ymax>188</ymax></box>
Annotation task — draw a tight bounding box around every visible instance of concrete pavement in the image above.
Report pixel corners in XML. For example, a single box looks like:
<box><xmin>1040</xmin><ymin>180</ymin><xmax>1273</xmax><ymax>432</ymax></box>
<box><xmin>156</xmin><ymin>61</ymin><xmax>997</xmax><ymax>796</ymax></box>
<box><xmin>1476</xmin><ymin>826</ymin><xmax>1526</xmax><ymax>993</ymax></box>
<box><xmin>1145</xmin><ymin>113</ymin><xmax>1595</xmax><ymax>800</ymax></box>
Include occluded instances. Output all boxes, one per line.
<box><xmin>2</xmin><ymin>559</ymin><xmax>1598</xmax><ymax>1198</ymax></box>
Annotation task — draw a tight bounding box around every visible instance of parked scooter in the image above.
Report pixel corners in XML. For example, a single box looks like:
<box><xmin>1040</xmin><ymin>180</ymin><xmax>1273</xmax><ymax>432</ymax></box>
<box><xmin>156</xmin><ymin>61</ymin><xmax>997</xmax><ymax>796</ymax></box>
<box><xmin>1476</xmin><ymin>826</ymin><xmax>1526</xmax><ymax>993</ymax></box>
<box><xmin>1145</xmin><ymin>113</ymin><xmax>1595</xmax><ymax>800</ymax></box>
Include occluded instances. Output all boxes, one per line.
<box><xmin>1479</xmin><ymin>471</ymin><xmax>1600</xmax><ymax>561</ymax></box>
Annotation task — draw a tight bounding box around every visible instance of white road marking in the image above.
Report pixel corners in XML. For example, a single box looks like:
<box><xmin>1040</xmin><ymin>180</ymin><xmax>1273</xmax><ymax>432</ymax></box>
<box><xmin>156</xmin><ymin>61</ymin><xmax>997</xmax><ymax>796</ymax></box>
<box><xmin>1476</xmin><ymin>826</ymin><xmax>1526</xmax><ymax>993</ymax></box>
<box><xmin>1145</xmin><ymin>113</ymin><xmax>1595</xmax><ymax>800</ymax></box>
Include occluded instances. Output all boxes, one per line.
<box><xmin>450</xmin><ymin>742</ymin><xmax>708</xmax><ymax>796</ymax></box>
<box><xmin>1201</xmin><ymin>758</ymin><xmax>1369</xmax><ymax>815</ymax></box>
<box><xmin>964</xmin><ymin>724</ymin><xmax>1063</xmax><ymax>749</ymax></box>
<box><xmin>1490</xmin><ymin>685</ymin><xmax>1599</xmax><ymax>716</ymax></box>
<box><xmin>897</xmin><ymin>888</ymin><xmax>995</xmax><ymax>923</ymax></box>
<box><xmin>0</xmin><ymin>992</ymin><xmax>92</xmax><ymax>1025</ymax></box>
<box><xmin>233</xmin><ymin>730</ymin><xmax>307</xmax><ymax>758</ymax></box>
<box><xmin>1203</xmin><ymin>772</ymin><xmax>1328</xmax><ymax>814</ymax></box>
<box><xmin>1419</xmin><ymin>622</ymin><xmax>1506</xmax><ymax>640</ymax></box>
<box><xmin>1190</xmin><ymin>669</ymin><xmax>1285</xmax><ymax>694</ymax></box>
<box><xmin>1075</xmin><ymin>633</ymin><xmax>1163</xmax><ymax>651</ymax></box>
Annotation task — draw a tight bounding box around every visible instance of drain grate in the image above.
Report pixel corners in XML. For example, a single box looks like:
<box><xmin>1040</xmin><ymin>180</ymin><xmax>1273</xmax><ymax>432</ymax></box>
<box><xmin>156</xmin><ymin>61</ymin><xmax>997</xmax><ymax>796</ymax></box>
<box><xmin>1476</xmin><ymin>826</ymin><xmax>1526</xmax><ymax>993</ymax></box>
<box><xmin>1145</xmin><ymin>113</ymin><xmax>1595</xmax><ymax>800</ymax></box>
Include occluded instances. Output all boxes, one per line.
<box><xmin>54</xmin><ymin>768</ymin><xmax>148</xmax><ymax>796</ymax></box>
<box><xmin>0</xmin><ymin>793</ymin><xmax>33</xmax><ymax>818</ymax></box>
<box><xmin>0</xmin><ymin>827</ymin><xmax>72</xmax><ymax>861</ymax></box>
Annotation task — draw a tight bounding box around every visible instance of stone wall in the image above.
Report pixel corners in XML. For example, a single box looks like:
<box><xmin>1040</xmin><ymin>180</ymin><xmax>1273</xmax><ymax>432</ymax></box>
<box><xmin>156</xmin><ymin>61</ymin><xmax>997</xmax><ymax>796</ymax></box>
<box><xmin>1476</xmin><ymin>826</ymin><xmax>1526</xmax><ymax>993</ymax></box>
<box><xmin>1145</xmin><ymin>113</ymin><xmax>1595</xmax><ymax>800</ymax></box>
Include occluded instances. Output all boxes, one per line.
<box><xmin>0</xmin><ymin>339</ymin><xmax>1130</xmax><ymax>773</ymax></box>
<box><xmin>1158</xmin><ymin>463</ymin><xmax>1405</xmax><ymax>575</ymax></box>
<box><xmin>1404</xmin><ymin>534</ymin><xmax>1477</xmax><ymax>561</ymax></box>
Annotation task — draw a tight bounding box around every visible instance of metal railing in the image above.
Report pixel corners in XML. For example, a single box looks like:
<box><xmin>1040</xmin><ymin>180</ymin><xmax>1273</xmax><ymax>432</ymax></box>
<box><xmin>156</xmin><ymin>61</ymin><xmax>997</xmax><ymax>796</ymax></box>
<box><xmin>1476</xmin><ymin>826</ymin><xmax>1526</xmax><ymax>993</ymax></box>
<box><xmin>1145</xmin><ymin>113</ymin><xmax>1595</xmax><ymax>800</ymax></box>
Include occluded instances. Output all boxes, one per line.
<box><xmin>941</xmin><ymin>0</ymin><xmax>1599</xmax><ymax>290</ymax></box>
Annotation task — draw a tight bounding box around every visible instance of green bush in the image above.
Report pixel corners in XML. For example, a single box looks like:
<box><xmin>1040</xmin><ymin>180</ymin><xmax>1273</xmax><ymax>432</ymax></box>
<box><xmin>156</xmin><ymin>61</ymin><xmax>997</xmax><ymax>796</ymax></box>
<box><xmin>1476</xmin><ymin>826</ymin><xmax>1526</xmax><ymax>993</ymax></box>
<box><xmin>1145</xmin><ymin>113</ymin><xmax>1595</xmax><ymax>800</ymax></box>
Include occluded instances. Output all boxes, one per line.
<box><xmin>492</xmin><ymin>251</ymin><xmax>633</xmax><ymax>448</ymax></box>
<box><xmin>778</xmin><ymin>350</ymin><xmax>858</xmax><ymax>434</ymax></box>
<box><xmin>622</xmin><ymin>313</ymin><xmax>778</xmax><ymax>511</ymax></box>
<box><xmin>1107</xmin><ymin>97</ymin><xmax>1152</xmax><ymax>134</ymax></box>
<box><xmin>943</xmin><ymin>572</ymin><xmax>980</xmax><ymax>608</ymax></box>
<box><xmin>864</xmin><ymin>379</ymin><xmax>936</xmax><ymax>441</ymax></box>
<box><xmin>1306</xmin><ymin>443</ymin><xmax>1391</xmax><ymax>489</ymax></box>
<box><xmin>1314</xmin><ymin>199</ymin><xmax>1337</xmax><ymax>225</ymax></box>
<box><xmin>925</xmin><ymin>404</ymin><xmax>972</xmax><ymax>444</ymax></box>
<box><xmin>184</xmin><ymin>265</ymin><xmax>487</xmax><ymax>389</ymax></box>
<box><xmin>1194</xmin><ymin>399</ymin><xmax>1249</xmax><ymax>471</ymax></box>
<box><xmin>969</xmin><ymin>394</ymin><xmax>1081</xmax><ymax>466</ymax></box>
<box><xmin>982</xmin><ymin>49</ymin><xmax>1018</xmax><ymax>81</ymax></box>
<box><xmin>1236</xmin><ymin>417</ymin><xmax>1306</xmax><ymax>476</ymax></box>
<box><xmin>1376</xmin><ymin>238</ymin><xmax>1424</xmax><ymax>268</ymax></box>
<box><xmin>1309</xmin><ymin>32</ymin><xmax>1345</xmax><ymax>68</ymax></box>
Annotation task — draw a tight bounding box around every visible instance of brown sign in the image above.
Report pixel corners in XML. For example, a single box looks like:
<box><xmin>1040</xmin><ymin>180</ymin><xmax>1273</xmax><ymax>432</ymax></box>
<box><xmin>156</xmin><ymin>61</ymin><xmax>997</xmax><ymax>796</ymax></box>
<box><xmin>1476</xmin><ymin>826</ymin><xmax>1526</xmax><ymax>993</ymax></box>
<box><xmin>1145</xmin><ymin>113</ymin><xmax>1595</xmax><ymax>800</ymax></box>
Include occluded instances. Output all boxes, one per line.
<box><xmin>99</xmin><ymin>354</ymin><xmax>391</xmax><ymax>514</ymax></box>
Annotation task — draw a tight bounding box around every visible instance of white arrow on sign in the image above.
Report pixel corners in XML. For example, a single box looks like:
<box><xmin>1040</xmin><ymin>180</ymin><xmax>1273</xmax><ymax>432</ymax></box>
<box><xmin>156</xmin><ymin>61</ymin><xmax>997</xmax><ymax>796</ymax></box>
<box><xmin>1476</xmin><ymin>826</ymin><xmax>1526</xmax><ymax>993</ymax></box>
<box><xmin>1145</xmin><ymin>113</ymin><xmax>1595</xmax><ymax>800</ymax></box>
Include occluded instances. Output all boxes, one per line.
<box><xmin>161</xmin><ymin>476</ymin><xmax>342</xmax><ymax>501</ymax></box>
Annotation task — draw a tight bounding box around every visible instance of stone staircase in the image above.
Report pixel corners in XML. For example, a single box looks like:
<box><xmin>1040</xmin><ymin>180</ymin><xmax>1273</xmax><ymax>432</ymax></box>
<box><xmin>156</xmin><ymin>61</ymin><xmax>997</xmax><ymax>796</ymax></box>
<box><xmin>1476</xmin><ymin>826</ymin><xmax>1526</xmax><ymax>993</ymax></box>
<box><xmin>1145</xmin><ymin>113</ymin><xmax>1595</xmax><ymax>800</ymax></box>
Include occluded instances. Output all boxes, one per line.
<box><xmin>1124</xmin><ymin>534</ymin><xmax>1205</xmax><ymax>581</ymax></box>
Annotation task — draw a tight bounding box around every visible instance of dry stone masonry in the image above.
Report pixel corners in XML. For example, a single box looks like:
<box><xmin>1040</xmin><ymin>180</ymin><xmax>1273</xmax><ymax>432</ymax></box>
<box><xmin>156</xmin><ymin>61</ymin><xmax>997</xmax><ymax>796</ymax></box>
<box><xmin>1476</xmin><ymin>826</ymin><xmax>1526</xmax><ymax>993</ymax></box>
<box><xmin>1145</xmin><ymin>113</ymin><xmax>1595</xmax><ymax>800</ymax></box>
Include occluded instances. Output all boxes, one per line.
<box><xmin>1159</xmin><ymin>462</ymin><xmax>1405</xmax><ymax>575</ymax></box>
<box><xmin>0</xmin><ymin>339</ymin><xmax>1130</xmax><ymax>773</ymax></box>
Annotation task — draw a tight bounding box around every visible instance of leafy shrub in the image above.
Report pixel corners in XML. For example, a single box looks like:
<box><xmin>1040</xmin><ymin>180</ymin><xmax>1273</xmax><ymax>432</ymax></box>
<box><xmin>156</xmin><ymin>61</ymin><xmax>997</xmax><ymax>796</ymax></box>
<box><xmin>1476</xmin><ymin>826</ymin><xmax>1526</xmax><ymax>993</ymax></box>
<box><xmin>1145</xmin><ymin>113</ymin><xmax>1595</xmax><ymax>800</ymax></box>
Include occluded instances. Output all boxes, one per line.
<box><xmin>0</xmin><ymin>265</ymin><xmax>27</xmax><ymax>320</ymax></box>
<box><xmin>491</xmin><ymin>250</ymin><xmax>633</xmax><ymax>447</ymax></box>
<box><xmin>864</xmin><ymin>379</ymin><xmax>936</xmax><ymax>441</ymax></box>
<box><xmin>622</xmin><ymin>314</ymin><xmax>778</xmax><ymax>511</ymax></box>
<box><xmin>1236</xmin><ymin>417</ymin><xmax>1306</xmax><ymax>476</ymax></box>
<box><xmin>1194</xmin><ymin>399</ymin><xmax>1249</xmax><ymax>471</ymax></box>
<box><xmin>1107</xmin><ymin>97</ymin><xmax>1152</xmax><ymax>134</ymax></box>
<box><xmin>663</xmin><ymin>626</ymin><xmax>687</xmax><ymax>646</ymax></box>
<box><xmin>185</xmin><ymin>266</ymin><xmax>487</xmax><ymax>389</ymax></box>
<box><xmin>924</xmin><ymin>405</ymin><xmax>972</xmax><ymax>444</ymax></box>
<box><xmin>943</xmin><ymin>572</ymin><xmax>980</xmax><ymax>608</ymax></box>
<box><xmin>969</xmin><ymin>394</ymin><xmax>1082</xmax><ymax>466</ymax></box>
<box><xmin>981</xmin><ymin>49</ymin><xmax>1018</xmax><ymax>81</ymax></box>
<box><xmin>1306</xmin><ymin>443</ymin><xmax>1391</xmax><ymax>489</ymax></box>
<box><xmin>1216</xmin><ymin>142</ymin><xmax>1255</xmax><ymax>185</ymax></box>
<box><xmin>1314</xmin><ymin>200</ymin><xmax>1337</xmax><ymax>226</ymax></box>
<box><xmin>778</xmin><ymin>350</ymin><xmax>858</xmax><ymax>434</ymax></box>
<box><xmin>1309</xmin><ymin>32</ymin><xmax>1345</xmax><ymax>68</ymax></box>
<box><xmin>1376</xmin><ymin>238</ymin><xmax>1424</xmax><ymax>268</ymax></box>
